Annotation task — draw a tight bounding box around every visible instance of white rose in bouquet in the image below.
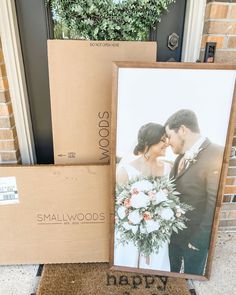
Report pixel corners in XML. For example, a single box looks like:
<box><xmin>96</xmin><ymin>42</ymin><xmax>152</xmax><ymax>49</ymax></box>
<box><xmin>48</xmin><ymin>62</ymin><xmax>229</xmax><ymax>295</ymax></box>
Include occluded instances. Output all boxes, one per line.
<box><xmin>145</xmin><ymin>219</ymin><xmax>161</xmax><ymax>233</ymax></box>
<box><xmin>128</xmin><ymin>210</ymin><xmax>142</xmax><ymax>224</ymax></box>
<box><xmin>154</xmin><ymin>190</ymin><xmax>168</xmax><ymax>204</ymax></box>
<box><xmin>130</xmin><ymin>192</ymin><xmax>150</xmax><ymax>208</ymax></box>
<box><xmin>160</xmin><ymin>208</ymin><xmax>174</xmax><ymax>220</ymax></box>
<box><xmin>131</xmin><ymin>180</ymin><xmax>153</xmax><ymax>192</ymax></box>
<box><xmin>123</xmin><ymin>222</ymin><xmax>138</xmax><ymax>234</ymax></box>
<box><xmin>117</xmin><ymin>206</ymin><xmax>127</xmax><ymax>219</ymax></box>
<box><xmin>140</xmin><ymin>224</ymin><xmax>147</xmax><ymax>234</ymax></box>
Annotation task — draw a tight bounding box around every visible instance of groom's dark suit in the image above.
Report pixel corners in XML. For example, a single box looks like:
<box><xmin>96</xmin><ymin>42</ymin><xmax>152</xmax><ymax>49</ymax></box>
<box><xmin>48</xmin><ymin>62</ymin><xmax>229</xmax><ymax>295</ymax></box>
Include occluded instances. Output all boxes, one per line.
<box><xmin>169</xmin><ymin>138</ymin><xmax>224</xmax><ymax>275</ymax></box>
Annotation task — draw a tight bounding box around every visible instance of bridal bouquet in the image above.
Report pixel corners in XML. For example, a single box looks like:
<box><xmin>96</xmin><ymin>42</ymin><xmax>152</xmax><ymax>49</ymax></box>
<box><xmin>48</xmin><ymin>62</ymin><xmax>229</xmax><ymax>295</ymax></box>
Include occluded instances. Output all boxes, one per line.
<box><xmin>115</xmin><ymin>175</ymin><xmax>193</xmax><ymax>257</ymax></box>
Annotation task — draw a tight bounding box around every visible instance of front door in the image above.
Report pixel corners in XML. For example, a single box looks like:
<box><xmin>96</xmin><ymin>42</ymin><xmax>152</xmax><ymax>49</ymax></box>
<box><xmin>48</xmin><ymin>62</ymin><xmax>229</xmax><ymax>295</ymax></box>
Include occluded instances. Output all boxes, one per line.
<box><xmin>150</xmin><ymin>0</ymin><xmax>187</xmax><ymax>61</ymax></box>
<box><xmin>15</xmin><ymin>0</ymin><xmax>187</xmax><ymax>164</ymax></box>
<box><xmin>15</xmin><ymin>0</ymin><xmax>53</xmax><ymax>164</ymax></box>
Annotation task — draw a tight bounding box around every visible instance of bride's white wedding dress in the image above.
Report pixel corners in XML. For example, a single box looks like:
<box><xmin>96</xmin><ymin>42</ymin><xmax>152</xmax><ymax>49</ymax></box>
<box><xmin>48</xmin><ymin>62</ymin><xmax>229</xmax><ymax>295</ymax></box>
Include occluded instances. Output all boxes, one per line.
<box><xmin>114</xmin><ymin>161</ymin><xmax>171</xmax><ymax>271</ymax></box>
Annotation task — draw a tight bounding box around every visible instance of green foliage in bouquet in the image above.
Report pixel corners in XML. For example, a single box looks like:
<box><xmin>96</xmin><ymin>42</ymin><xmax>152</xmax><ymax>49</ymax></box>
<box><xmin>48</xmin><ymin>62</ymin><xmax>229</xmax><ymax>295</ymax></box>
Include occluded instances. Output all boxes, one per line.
<box><xmin>115</xmin><ymin>175</ymin><xmax>193</xmax><ymax>257</ymax></box>
<box><xmin>46</xmin><ymin>0</ymin><xmax>175</xmax><ymax>40</ymax></box>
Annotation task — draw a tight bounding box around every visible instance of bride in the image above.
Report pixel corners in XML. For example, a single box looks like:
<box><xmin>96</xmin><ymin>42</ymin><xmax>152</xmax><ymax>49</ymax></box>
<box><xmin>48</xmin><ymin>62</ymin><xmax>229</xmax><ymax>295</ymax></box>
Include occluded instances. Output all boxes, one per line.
<box><xmin>114</xmin><ymin>122</ymin><xmax>172</xmax><ymax>271</ymax></box>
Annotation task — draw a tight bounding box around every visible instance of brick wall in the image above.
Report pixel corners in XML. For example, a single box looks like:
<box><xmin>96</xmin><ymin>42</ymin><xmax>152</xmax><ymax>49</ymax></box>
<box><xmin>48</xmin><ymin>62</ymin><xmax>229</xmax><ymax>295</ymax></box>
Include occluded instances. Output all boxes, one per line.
<box><xmin>201</xmin><ymin>0</ymin><xmax>236</xmax><ymax>62</ymax></box>
<box><xmin>0</xmin><ymin>38</ymin><xmax>20</xmax><ymax>164</ymax></box>
<box><xmin>201</xmin><ymin>1</ymin><xmax>236</xmax><ymax>230</ymax></box>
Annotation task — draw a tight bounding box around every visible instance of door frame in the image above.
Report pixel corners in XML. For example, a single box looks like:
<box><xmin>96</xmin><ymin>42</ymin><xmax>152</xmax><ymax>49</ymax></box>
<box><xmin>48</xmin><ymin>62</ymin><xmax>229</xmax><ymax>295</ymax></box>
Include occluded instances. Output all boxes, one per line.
<box><xmin>182</xmin><ymin>0</ymin><xmax>207</xmax><ymax>62</ymax></box>
<box><xmin>0</xmin><ymin>0</ymin><xmax>36</xmax><ymax>164</ymax></box>
<box><xmin>0</xmin><ymin>0</ymin><xmax>206</xmax><ymax>163</ymax></box>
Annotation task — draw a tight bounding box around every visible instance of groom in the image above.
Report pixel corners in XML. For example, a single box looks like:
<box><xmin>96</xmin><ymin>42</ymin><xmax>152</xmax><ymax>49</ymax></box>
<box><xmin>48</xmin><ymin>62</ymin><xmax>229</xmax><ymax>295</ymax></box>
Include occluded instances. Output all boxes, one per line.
<box><xmin>165</xmin><ymin>109</ymin><xmax>224</xmax><ymax>275</ymax></box>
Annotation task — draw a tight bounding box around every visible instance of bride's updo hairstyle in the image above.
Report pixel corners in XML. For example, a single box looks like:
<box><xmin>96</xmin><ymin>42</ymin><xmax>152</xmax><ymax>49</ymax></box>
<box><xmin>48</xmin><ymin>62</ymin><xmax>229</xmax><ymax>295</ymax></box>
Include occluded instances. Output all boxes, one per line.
<box><xmin>133</xmin><ymin>123</ymin><xmax>165</xmax><ymax>156</ymax></box>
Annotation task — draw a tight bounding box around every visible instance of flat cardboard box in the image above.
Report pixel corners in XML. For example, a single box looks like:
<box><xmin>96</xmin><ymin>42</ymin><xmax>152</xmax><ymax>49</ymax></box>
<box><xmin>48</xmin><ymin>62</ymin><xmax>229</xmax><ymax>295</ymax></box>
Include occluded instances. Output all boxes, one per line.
<box><xmin>0</xmin><ymin>165</ymin><xmax>110</xmax><ymax>264</ymax></box>
<box><xmin>48</xmin><ymin>40</ymin><xmax>156</xmax><ymax>165</ymax></box>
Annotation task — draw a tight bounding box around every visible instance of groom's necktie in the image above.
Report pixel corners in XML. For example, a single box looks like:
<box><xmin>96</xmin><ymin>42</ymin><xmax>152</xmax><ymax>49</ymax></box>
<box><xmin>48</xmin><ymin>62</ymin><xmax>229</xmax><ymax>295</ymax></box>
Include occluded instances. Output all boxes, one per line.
<box><xmin>178</xmin><ymin>156</ymin><xmax>187</xmax><ymax>175</ymax></box>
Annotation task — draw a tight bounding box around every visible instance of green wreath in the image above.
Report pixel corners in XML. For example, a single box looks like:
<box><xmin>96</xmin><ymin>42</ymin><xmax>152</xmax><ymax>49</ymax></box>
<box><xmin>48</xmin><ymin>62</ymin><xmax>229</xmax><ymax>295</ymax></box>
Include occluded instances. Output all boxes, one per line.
<box><xmin>47</xmin><ymin>0</ymin><xmax>176</xmax><ymax>40</ymax></box>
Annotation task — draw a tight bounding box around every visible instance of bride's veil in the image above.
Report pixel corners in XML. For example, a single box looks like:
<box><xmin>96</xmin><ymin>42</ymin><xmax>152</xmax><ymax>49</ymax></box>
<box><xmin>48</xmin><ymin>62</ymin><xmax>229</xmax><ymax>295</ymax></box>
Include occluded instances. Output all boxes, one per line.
<box><xmin>116</xmin><ymin>141</ymin><xmax>140</xmax><ymax>174</ymax></box>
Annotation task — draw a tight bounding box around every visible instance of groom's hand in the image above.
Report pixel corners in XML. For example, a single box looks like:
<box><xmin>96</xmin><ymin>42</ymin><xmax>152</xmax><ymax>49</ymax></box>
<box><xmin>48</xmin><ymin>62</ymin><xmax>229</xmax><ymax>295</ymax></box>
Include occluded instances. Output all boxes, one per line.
<box><xmin>188</xmin><ymin>243</ymin><xmax>199</xmax><ymax>251</ymax></box>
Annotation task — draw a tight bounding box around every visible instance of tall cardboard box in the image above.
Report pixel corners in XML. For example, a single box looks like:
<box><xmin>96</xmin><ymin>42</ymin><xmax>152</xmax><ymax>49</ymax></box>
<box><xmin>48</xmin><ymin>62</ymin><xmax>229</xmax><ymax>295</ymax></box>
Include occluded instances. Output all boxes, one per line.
<box><xmin>48</xmin><ymin>40</ymin><xmax>156</xmax><ymax>164</ymax></box>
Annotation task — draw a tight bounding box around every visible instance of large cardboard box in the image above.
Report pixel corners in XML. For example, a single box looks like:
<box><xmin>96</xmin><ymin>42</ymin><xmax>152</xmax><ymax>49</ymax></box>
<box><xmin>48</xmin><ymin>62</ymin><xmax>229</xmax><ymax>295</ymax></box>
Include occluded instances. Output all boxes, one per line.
<box><xmin>0</xmin><ymin>165</ymin><xmax>110</xmax><ymax>264</ymax></box>
<box><xmin>48</xmin><ymin>40</ymin><xmax>156</xmax><ymax>165</ymax></box>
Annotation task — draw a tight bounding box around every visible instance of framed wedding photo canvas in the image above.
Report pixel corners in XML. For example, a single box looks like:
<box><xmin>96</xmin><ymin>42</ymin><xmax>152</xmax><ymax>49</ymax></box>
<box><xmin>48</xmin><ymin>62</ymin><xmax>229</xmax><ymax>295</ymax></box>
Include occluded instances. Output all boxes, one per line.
<box><xmin>110</xmin><ymin>62</ymin><xmax>236</xmax><ymax>280</ymax></box>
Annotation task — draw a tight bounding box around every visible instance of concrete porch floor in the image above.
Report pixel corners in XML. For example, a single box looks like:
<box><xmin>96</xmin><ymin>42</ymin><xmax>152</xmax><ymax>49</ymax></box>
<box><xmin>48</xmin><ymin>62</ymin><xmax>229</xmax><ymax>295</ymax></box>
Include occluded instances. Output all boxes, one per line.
<box><xmin>0</xmin><ymin>231</ymin><xmax>235</xmax><ymax>295</ymax></box>
<box><xmin>193</xmin><ymin>231</ymin><xmax>236</xmax><ymax>295</ymax></box>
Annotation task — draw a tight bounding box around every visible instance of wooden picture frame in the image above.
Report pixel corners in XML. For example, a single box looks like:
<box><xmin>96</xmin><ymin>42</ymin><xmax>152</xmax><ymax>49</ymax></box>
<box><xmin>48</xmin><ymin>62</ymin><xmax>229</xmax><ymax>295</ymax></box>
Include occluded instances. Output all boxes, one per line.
<box><xmin>110</xmin><ymin>62</ymin><xmax>236</xmax><ymax>280</ymax></box>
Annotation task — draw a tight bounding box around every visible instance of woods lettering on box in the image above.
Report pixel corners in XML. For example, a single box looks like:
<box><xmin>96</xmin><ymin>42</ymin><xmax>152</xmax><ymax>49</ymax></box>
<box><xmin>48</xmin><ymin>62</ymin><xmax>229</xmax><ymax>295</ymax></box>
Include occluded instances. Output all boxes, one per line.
<box><xmin>98</xmin><ymin>111</ymin><xmax>110</xmax><ymax>162</ymax></box>
<box><xmin>37</xmin><ymin>212</ymin><xmax>106</xmax><ymax>225</ymax></box>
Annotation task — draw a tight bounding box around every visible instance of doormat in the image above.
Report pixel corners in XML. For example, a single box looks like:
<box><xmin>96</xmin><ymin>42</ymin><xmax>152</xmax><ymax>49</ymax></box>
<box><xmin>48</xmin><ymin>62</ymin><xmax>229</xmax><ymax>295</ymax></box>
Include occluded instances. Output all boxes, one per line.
<box><xmin>36</xmin><ymin>263</ymin><xmax>190</xmax><ymax>295</ymax></box>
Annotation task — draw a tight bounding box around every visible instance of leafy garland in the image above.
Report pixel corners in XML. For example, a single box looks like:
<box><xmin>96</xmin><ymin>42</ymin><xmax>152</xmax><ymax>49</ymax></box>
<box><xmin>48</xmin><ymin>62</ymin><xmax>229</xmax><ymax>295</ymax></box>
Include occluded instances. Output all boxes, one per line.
<box><xmin>46</xmin><ymin>0</ymin><xmax>176</xmax><ymax>40</ymax></box>
<box><xmin>115</xmin><ymin>175</ymin><xmax>193</xmax><ymax>257</ymax></box>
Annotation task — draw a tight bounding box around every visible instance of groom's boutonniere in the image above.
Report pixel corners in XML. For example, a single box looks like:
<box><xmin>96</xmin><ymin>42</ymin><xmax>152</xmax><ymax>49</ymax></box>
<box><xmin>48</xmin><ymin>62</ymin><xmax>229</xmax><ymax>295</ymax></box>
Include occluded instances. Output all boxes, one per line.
<box><xmin>184</xmin><ymin>148</ymin><xmax>203</xmax><ymax>165</ymax></box>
